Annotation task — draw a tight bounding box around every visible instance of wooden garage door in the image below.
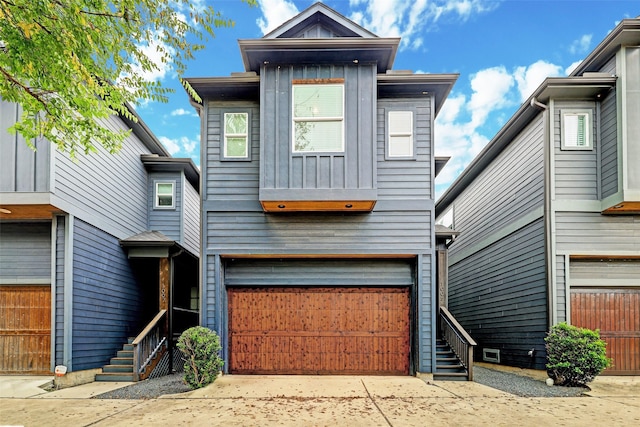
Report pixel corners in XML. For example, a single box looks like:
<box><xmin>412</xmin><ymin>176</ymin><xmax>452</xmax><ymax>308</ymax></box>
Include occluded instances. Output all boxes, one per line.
<box><xmin>571</xmin><ymin>289</ymin><xmax>640</xmax><ymax>375</ymax></box>
<box><xmin>228</xmin><ymin>287</ymin><xmax>410</xmax><ymax>375</ymax></box>
<box><xmin>0</xmin><ymin>285</ymin><xmax>51</xmax><ymax>374</ymax></box>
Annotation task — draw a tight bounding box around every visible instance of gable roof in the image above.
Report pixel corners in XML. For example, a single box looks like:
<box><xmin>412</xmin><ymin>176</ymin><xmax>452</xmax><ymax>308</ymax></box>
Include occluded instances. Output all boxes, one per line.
<box><xmin>263</xmin><ymin>2</ymin><xmax>377</xmax><ymax>39</ymax></box>
<box><xmin>238</xmin><ymin>2</ymin><xmax>399</xmax><ymax>74</ymax></box>
<box><xmin>434</xmin><ymin>17</ymin><xmax>638</xmax><ymax>217</ymax></box>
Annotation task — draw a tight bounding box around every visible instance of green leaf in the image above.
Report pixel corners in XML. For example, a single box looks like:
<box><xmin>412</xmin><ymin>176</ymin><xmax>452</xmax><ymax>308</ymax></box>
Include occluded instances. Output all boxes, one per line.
<box><xmin>0</xmin><ymin>0</ymin><xmax>252</xmax><ymax>156</ymax></box>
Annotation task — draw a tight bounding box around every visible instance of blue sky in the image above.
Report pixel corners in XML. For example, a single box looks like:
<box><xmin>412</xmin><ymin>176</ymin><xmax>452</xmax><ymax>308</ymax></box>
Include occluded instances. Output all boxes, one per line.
<box><xmin>134</xmin><ymin>0</ymin><xmax>639</xmax><ymax>197</ymax></box>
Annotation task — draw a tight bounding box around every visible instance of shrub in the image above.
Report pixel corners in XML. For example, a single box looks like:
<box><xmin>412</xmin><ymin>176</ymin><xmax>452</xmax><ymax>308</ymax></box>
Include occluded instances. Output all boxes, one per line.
<box><xmin>545</xmin><ymin>322</ymin><xmax>611</xmax><ymax>387</ymax></box>
<box><xmin>177</xmin><ymin>326</ymin><xmax>224</xmax><ymax>389</ymax></box>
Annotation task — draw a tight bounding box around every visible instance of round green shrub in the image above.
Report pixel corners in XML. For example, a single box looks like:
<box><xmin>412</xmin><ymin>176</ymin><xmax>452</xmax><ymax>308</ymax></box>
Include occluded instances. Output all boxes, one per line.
<box><xmin>177</xmin><ymin>326</ymin><xmax>224</xmax><ymax>389</ymax></box>
<box><xmin>545</xmin><ymin>322</ymin><xmax>611</xmax><ymax>387</ymax></box>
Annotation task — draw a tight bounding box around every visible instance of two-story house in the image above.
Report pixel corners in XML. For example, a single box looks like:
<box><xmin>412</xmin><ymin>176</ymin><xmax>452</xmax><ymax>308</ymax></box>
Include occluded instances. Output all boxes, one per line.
<box><xmin>0</xmin><ymin>99</ymin><xmax>200</xmax><ymax>383</ymax></box>
<box><xmin>435</xmin><ymin>18</ymin><xmax>640</xmax><ymax>375</ymax></box>
<box><xmin>185</xmin><ymin>2</ymin><xmax>460</xmax><ymax>377</ymax></box>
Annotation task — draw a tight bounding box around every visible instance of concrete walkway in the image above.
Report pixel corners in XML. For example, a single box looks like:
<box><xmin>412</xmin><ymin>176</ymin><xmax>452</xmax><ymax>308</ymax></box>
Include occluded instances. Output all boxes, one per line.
<box><xmin>1</xmin><ymin>374</ymin><xmax>639</xmax><ymax>426</ymax></box>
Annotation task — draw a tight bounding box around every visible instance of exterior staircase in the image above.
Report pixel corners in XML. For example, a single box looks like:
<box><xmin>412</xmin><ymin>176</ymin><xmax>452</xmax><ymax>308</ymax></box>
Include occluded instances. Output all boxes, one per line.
<box><xmin>95</xmin><ymin>338</ymin><xmax>135</xmax><ymax>382</ymax></box>
<box><xmin>433</xmin><ymin>339</ymin><xmax>471</xmax><ymax>381</ymax></box>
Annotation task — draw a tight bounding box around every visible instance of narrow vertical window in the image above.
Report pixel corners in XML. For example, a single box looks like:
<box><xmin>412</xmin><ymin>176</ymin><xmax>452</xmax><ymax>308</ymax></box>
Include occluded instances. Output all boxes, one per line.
<box><xmin>155</xmin><ymin>182</ymin><xmax>175</xmax><ymax>208</ymax></box>
<box><xmin>388</xmin><ymin>111</ymin><xmax>414</xmax><ymax>157</ymax></box>
<box><xmin>224</xmin><ymin>112</ymin><xmax>249</xmax><ymax>158</ymax></box>
<box><xmin>561</xmin><ymin>111</ymin><xmax>591</xmax><ymax>150</ymax></box>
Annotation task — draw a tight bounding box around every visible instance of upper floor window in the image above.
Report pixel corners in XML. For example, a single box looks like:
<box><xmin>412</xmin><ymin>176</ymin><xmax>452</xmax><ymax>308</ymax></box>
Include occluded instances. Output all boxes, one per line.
<box><xmin>561</xmin><ymin>110</ymin><xmax>592</xmax><ymax>150</ymax></box>
<box><xmin>388</xmin><ymin>111</ymin><xmax>414</xmax><ymax>158</ymax></box>
<box><xmin>155</xmin><ymin>181</ymin><xmax>175</xmax><ymax>209</ymax></box>
<box><xmin>224</xmin><ymin>112</ymin><xmax>250</xmax><ymax>159</ymax></box>
<box><xmin>292</xmin><ymin>82</ymin><xmax>344</xmax><ymax>153</ymax></box>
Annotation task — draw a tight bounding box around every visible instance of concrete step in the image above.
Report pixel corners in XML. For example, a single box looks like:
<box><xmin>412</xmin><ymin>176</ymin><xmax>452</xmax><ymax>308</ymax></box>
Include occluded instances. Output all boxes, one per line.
<box><xmin>110</xmin><ymin>357</ymin><xmax>133</xmax><ymax>366</ymax></box>
<box><xmin>123</xmin><ymin>344</ymin><xmax>134</xmax><ymax>351</ymax></box>
<box><xmin>95</xmin><ymin>372</ymin><xmax>134</xmax><ymax>382</ymax></box>
<box><xmin>117</xmin><ymin>350</ymin><xmax>133</xmax><ymax>358</ymax></box>
<box><xmin>102</xmin><ymin>364</ymin><xmax>133</xmax><ymax>373</ymax></box>
<box><xmin>433</xmin><ymin>372</ymin><xmax>468</xmax><ymax>381</ymax></box>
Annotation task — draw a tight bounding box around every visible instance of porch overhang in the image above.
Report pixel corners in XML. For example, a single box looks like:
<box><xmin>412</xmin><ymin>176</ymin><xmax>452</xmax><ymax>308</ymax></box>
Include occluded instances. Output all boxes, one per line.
<box><xmin>120</xmin><ymin>231</ymin><xmax>180</xmax><ymax>258</ymax></box>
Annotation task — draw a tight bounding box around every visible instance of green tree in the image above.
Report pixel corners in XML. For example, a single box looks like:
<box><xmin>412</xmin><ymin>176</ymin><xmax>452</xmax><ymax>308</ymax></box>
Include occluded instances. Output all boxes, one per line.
<box><xmin>0</xmin><ymin>0</ymin><xmax>255</xmax><ymax>157</ymax></box>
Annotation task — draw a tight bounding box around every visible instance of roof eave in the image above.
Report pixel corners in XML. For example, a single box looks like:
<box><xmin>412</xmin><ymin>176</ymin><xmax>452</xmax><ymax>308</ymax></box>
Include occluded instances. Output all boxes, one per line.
<box><xmin>436</xmin><ymin>76</ymin><xmax>617</xmax><ymax>214</ymax></box>
<box><xmin>572</xmin><ymin>19</ymin><xmax>640</xmax><ymax>76</ymax></box>
<box><xmin>238</xmin><ymin>38</ymin><xmax>400</xmax><ymax>74</ymax></box>
<box><xmin>140</xmin><ymin>154</ymin><xmax>200</xmax><ymax>191</ymax></box>
<box><xmin>377</xmin><ymin>73</ymin><xmax>458</xmax><ymax>116</ymax></box>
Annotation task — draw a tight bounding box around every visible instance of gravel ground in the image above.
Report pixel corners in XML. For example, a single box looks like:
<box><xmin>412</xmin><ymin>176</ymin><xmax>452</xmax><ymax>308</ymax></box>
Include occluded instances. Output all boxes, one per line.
<box><xmin>93</xmin><ymin>373</ymin><xmax>192</xmax><ymax>399</ymax></box>
<box><xmin>472</xmin><ymin>366</ymin><xmax>587</xmax><ymax>397</ymax></box>
<box><xmin>94</xmin><ymin>367</ymin><xmax>587</xmax><ymax>399</ymax></box>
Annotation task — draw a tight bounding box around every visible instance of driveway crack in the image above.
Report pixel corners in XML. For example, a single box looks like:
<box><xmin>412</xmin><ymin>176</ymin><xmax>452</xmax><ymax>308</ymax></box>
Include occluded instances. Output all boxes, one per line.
<box><xmin>361</xmin><ymin>379</ymin><xmax>393</xmax><ymax>427</ymax></box>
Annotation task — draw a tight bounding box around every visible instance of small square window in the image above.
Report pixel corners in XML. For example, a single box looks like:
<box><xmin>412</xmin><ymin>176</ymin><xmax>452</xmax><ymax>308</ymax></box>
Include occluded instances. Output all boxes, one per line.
<box><xmin>561</xmin><ymin>111</ymin><xmax>592</xmax><ymax>150</ymax></box>
<box><xmin>155</xmin><ymin>182</ymin><xmax>175</xmax><ymax>209</ymax></box>
<box><xmin>224</xmin><ymin>112</ymin><xmax>249</xmax><ymax>159</ymax></box>
<box><xmin>388</xmin><ymin>111</ymin><xmax>414</xmax><ymax>158</ymax></box>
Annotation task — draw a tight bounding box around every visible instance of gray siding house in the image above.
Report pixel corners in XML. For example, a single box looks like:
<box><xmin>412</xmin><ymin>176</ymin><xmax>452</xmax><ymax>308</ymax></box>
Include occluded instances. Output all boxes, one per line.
<box><xmin>185</xmin><ymin>3</ymin><xmax>459</xmax><ymax>376</ymax></box>
<box><xmin>0</xmin><ymin>100</ymin><xmax>200</xmax><ymax>382</ymax></box>
<box><xmin>435</xmin><ymin>18</ymin><xmax>640</xmax><ymax>375</ymax></box>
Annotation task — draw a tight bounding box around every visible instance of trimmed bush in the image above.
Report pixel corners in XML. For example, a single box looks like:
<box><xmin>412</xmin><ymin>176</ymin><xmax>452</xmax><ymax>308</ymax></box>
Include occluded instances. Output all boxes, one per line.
<box><xmin>177</xmin><ymin>326</ymin><xmax>224</xmax><ymax>389</ymax></box>
<box><xmin>545</xmin><ymin>322</ymin><xmax>611</xmax><ymax>387</ymax></box>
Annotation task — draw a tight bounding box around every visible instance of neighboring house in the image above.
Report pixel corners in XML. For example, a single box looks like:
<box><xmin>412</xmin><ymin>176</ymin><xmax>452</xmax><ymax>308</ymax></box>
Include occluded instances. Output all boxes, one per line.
<box><xmin>0</xmin><ymin>99</ymin><xmax>200</xmax><ymax>382</ymax></box>
<box><xmin>184</xmin><ymin>2</ymin><xmax>459</xmax><ymax>376</ymax></box>
<box><xmin>435</xmin><ymin>18</ymin><xmax>640</xmax><ymax>375</ymax></box>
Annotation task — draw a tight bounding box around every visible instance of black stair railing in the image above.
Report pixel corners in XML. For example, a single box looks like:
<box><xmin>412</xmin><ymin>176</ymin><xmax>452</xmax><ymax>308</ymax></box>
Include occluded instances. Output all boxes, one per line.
<box><xmin>439</xmin><ymin>306</ymin><xmax>477</xmax><ymax>381</ymax></box>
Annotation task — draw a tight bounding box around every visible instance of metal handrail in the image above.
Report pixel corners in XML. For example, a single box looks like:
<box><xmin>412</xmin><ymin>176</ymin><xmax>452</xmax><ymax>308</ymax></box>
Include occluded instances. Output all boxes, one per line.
<box><xmin>132</xmin><ymin>309</ymin><xmax>167</xmax><ymax>381</ymax></box>
<box><xmin>439</xmin><ymin>306</ymin><xmax>477</xmax><ymax>381</ymax></box>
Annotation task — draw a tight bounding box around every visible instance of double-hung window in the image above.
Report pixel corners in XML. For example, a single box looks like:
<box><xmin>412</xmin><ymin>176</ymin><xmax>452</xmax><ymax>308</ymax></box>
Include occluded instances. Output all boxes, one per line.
<box><xmin>155</xmin><ymin>181</ymin><xmax>175</xmax><ymax>209</ymax></box>
<box><xmin>561</xmin><ymin>110</ymin><xmax>592</xmax><ymax>150</ymax></box>
<box><xmin>388</xmin><ymin>111</ymin><xmax>414</xmax><ymax>158</ymax></box>
<box><xmin>223</xmin><ymin>112</ymin><xmax>250</xmax><ymax>159</ymax></box>
<box><xmin>292</xmin><ymin>82</ymin><xmax>344</xmax><ymax>152</ymax></box>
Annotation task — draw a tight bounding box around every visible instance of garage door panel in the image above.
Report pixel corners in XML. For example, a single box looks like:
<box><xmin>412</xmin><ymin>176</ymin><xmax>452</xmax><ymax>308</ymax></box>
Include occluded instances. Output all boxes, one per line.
<box><xmin>0</xmin><ymin>285</ymin><xmax>51</xmax><ymax>374</ymax></box>
<box><xmin>571</xmin><ymin>288</ymin><xmax>640</xmax><ymax>375</ymax></box>
<box><xmin>229</xmin><ymin>287</ymin><xmax>410</xmax><ymax>375</ymax></box>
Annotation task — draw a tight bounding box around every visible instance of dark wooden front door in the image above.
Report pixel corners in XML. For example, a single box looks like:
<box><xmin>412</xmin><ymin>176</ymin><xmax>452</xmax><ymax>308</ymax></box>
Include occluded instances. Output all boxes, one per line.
<box><xmin>571</xmin><ymin>288</ymin><xmax>640</xmax><ymax>375</ymax></box>
<box><xmin>228</xmin><ymin>287</ymin><xmax>410</xmax><ymax>375</ymax></box>
<box><xmin>0</xmin><ymin>285</ymin><xmax>51</xmax><ymax>374</ymax></box>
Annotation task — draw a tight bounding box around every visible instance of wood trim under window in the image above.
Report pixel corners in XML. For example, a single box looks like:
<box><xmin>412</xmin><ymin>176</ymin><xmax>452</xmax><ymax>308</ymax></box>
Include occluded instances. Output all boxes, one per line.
<box><xmin>292</xmin><ymin>78</ymin><xmax>345</xmax><ymax>85</ymax></box>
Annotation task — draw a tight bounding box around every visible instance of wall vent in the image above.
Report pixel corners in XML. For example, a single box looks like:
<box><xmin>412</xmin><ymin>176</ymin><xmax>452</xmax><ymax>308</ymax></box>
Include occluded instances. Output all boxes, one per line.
<box><xmin>482</xmin><ymin>348</ymin><xmax>500</xmax><ymax>363</ymax></box>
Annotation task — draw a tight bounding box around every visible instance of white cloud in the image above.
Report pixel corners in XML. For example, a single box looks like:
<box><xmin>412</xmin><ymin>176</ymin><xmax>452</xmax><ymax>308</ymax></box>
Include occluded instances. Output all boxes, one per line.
<box><xmin>565</xmin><ymin>60</ymin><xmax>583</xmax><ymax>76</ymax></box>
<box><xmin>256</xmin><ymin>0</ymin><xmax>299</xmax><ymax>34</ymax></box>
<box><xmin>468</xmin><ymin>66</ymin><xmax>514</xmax><ymax>127</ymax></box>
<box><xmin>514</xmin><ymin>60</ymin><xmax>563</xmax><ymax>102</ymax></box>
<box><xmin>435</xmin><ymin>59</ymin><xmax>563</xmax><ymax>195</ymax></box>
<box><xmin>170</xmin><ymin>108</ymin><xmax>198</xmax><ymax>117</ymax></box>
<box><xmin>569</xmin><ymin>34</ymin><xmax>593</xmax><ymax>55</ymax></box>
<box><xmin>159</xmin><ymin>135</ymin><xmax>199</xmax><ymax>157</ymax></box>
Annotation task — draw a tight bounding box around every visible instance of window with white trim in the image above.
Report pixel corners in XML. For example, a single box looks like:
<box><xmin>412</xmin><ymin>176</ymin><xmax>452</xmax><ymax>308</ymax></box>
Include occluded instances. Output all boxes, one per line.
<box><xmin>223</xmin><ymin>112</ymin><xmax>250</xmax><ymax>159</ymax></box>
<box><xmin>388</xmin><ymin>111</ymin><xmax>414</xmax><ymax>158</ymax></box>
<box><xmin>561</xmin><ymin>110</ymin><xmax>592</xmax><ymax>150</ymax></box>
<box><xmin>292</xmin><ymin>83</ymin><xmax>344</xmax><ymax>152</ymax></box>
<box><xmin>155</xmin><ymin>181</ymin><xmax>175</xmax><ymax>209</ymax></box>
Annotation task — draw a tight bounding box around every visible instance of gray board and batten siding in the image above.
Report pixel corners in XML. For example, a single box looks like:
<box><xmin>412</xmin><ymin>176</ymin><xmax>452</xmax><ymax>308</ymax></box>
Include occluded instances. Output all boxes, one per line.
<box><xmin>0</xmin><ymin>100</ymin><xmax>51</xmax><ymax>193</ymax></box>
<box><xmin>259</xmin><ymin>64</ymin><xmax>377</xmax><ymax>202</ymax></box>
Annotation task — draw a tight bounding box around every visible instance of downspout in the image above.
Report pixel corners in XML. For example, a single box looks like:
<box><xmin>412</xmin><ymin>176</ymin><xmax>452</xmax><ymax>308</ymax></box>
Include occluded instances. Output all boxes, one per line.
<box><xmin>531</xmin><ymin>97</ymin><xmax>554</xmax><ymax>332</ymax></box>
